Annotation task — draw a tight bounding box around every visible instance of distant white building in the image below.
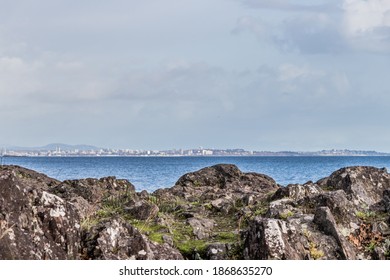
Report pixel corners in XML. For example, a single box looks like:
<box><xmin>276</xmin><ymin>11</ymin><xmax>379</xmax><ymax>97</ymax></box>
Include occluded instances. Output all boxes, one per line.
<box><xmin>202</xmin><ymin>150</ymin><xmax>213</xmax><ymax>156</ymax></box>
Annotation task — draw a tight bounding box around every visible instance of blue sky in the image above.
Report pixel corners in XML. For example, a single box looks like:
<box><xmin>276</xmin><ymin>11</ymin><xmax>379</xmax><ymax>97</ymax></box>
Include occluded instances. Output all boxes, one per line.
<box><xmin>1</xmin><ymin>0</ymin><xmax>390</xmax><ymax>151</ymax></box>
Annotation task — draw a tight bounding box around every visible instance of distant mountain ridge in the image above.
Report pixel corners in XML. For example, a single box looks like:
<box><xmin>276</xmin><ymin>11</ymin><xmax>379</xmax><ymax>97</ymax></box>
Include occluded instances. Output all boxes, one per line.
<box><xmin>252</xmin><ymin>149</ymin><xmax>390</xmax><ymax>156</ymax></box>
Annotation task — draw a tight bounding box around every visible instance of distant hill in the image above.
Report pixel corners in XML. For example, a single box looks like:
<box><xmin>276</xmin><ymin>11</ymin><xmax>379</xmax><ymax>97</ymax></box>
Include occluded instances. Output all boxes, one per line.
<box><xmin>7</xmin><ymin>143</ymin><xmax>101</xmax><ymax>151</ymax></box>
<box><xmin>252</xmin><ymin>149</ymin><xmax>390</xmax><ymax>156</ymax></box>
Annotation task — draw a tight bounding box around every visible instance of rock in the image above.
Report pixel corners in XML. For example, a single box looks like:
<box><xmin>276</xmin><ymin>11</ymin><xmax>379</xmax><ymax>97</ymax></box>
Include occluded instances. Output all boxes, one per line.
<box><xmin>187</xmin><ymin>217</ymin><xmax>214</xmax><ymax>239</ymax></box>
<box><xmin>272</xmin><ymin>183</ymin><xmax>322</xmax><ymax>201</ymax></box>
<box><xmin>313</xmin><ymin>206</ymin><xmax>355</xmax><ymax>259</ymax></box>
<box><xmin>319</xmin><ymin>166</ymin><xmax>390</xmax><ymax>206</ymax></box>
<box><xmin>243</xmin><ymin>217</ymin><xmax>301</xmax><ymax>260</ymax></box>
<box><xmin>81</xmin><ymin>218</ymin><xmax>183</xmax><ymax>260</ymax></box>
<box><xmin>382</xmin><ymin>189</ymin><xmax>390</xmax><ymax>212</ymax></box>
<box><xmin>206</xmin><ymin>243</ymin><xmax>229</xmax><ymax>260</ymax></box>
<box><xmin>50</xmin><ymin>176</ymin><xmax>136</xmax><ymax>219</ymax></box>
<box><xmin>124</xmin><ymin>200</ymin><xmax>159</xmax><ymax>220</ymax></box>
<box><xmin>168</xmin><ymin>164</ymin><xmax>280</xmax><ymax>202</ymax></box>
<box><xmin>210</xmin><ymin>197</ymin><xmax>234</xmax><ymax>214</ymax></box>
<box><xmin>1</xmin><ymin>164</ymin><xmax>390</xmax><ymax>260</ymax></box>
<box><xmin>162</xmin><ymin>235</ymin><xmax>174</xmax><ymax>246</ymax></box>
<box><xmin>0</xmin><ymin>167</ymin><xmax>80</xmax><ymax>260</ymax></box>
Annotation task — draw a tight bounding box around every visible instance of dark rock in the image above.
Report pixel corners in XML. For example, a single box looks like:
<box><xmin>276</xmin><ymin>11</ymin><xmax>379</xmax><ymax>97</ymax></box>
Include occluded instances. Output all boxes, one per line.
<box><xmin>171</xmin><ymin>164</ymin><xmax>279</xmax><ymax>198</ymax></box>
<box><xmin>382</xmin><ymin>189</ymin><xmax>390</xmax><ymax>213</ymax></box>
<box><xmin>50</xmin><ymin>176</ymin><xmax>136</xmax><ymax>219</ymax></box>
<box><xmin>206</xmin><ymin>243</ymin><xmax>229</xmax><ymax>260</ymax></box>
<box><xmin>81</xmin><ymin>218</ymin><xmax>183</xmax><ymax>260</ymax></box>
<box><xmin>1</xmin><ymin>164</ymin><xmax>390</xmax><ymax>260</ymax></box>
<box><xmin>0</xmin><ymin>167</ymin><xmax>80</xmax><ymax>260</ymax></box>
<box><xmin>319</xmin><ymin>166</ymin><xmax>390</xmax><ymax>206</ymax></box>
<box><xmin>313</xmin><ymin>207</ymin><xmax>350</xmax><ymax>259</ymax></box>
<box><xmin>124</xmin><ymin>200</ymin><xmax>159</xmax><ymax>220</ymax></box>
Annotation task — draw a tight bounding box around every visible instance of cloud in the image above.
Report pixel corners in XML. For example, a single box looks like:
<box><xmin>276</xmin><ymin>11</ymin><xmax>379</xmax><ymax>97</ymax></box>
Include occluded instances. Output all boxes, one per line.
<box><xmin>275</xmin><ymin>14</ymin><xmax>348</xmax><ymax>54</ymax></box>
<box><xmin>1</xmin><ymin>0</ymin><xmax>390</xmax><ymax>150</ymax></box>
<box><xmin>343</xmin><ymin>0</ymin><xmax>390</xmax><ymax>52</ymax></box>
<box><xmin>232</xmin><ymin>2</ymin><xmax>347</xmax><ymax>54</ymax></box>
<box><xmin>236</xmin><ymin>0</ymin><xmax>340</xmax><ymax>13</ymax></box>
<box><xmin>235</xmin><ymin>0</ymin><xmax>390</xmax><ymax>54</ymax></box>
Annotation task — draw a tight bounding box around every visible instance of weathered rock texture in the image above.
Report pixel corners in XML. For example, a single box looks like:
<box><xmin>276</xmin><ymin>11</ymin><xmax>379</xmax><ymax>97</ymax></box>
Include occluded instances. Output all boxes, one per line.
<box><xmin>1</xmin><ymin>164</ymin><xmax>390</xmax><ymax>260</ymax></box>
<box><xmin>244</xmin><ymin>166</ymin><xmax>390</xmax><ymax>260</ymax></box>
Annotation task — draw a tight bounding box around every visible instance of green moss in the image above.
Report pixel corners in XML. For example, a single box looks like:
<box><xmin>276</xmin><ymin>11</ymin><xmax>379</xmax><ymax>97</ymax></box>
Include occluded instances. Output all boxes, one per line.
<box><xmin>215</xmin><ymin>231</ymin><xmax>237</xmax><ymax>243</ymax></box>
<box><xmin>302</xmin><ymin>228</ymin><xmax>312</xmax><ymax>239</ymax></box>
<box><xmin>130</xmin><ymin>220</ymin><xmax>169</xmax><ymax>244</ymax></box>
<box><xmin>234</xmin><ymin>198</ymin><xmax>244</xmax><ymax>209</ymax></box>
<box><xmin>155</xmin><ymin>197</ymin><xmax>185</xmax><ymax>214</ymax></box>
<box><xmin>204</xmin><ymin>203</ymin><xmax>213</xmax><ymax>211</ymax></box>
<box><xmin>321</xmin><ymin>185</ymin><xmax>335</xmax><ymax>192</ymax></box>
<box><xmin>309</xmin><ymin>242</ymin><xmax>324</xmax><ymax>260</ymax></box>
<box><xmin>102</xmin><ymin>190</ymin><xmax>133</xmax><ymax>210</ymax></box>
<box><xmin>279</xmin><ymin>210</ymin><xmax>294</xmax><ymax>220</ymax></box>
<box><xmin>253</xmin><ymin>207</ymin><xmax>268</xmax><ymax>216</ymax></box>
<box><xmin>366</xmin><ymin>240</ymin><xmax>377</xmax><ymax>253</ymax></box>
<box><xmin>148</xmin><ymin>195</ymin><xmax>158</xmax><ymax>205</ymax></box>
<box><xmin>80</xmin><ymin>215</ymin><xmax>101</xmax><ymax>230</ymax></box>
<box><xmin>80</xmin><ymin>204</ymin><xmax>123</xmax><ymax>230</ymax></box>
<box><xmin>266</xmin><ymin>190</ymin><xmax>277</xmax><ymax>201</ymax></box>
<box><xmin>193</xmin><ymin>180</ymin><xmax>202</xmax><ymax>187</ymax></box>
<box><xmin>248</xmin><ymin>199</ymin><xmax>270</xmax><ymax>218</ymax></box>
<box><xmin>356</xmin><ymin>211</ymin><xmax>372</xmax><ymax>220</ymax></box>
<box><xmin>175</xmin><ymin>239</ymin><xmax>208</xmax><ymax>257</ymax></box>
<box><xmin>355</xmin><ymin>210</ymin><xmax>387</xmax><ymax>223</ymax></box>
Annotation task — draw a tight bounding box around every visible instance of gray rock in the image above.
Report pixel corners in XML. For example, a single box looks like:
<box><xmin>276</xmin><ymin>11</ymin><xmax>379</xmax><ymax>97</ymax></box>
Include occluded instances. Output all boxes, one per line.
<box><xmin>82</xmin><ymin>218</ymin><xmax>183</xmax><ymax>260</ymax></box>
<box><xmin>187</xmin><ymin>217</ymin><xmax>214</xmax><ymax>239</ymax></box>
<box><xmin>0</xmin><ymin>167</ymin><xmax>80</xmax><ymax>260</ymax></box>
<box><xmin>206</xmin><ymin>243</ymin><xmax>229</xmax><ymax>260</ymax></box>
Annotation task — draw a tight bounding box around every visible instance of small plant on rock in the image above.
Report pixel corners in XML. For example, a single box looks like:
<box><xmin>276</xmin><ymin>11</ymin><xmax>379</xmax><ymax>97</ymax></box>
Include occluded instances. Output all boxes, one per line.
<box><xmin>279</xmin><ymin>210</ymin><xmax>294</xmax><ymax>220</ymax></box>
<box><xmin>309</xmin><ymin>242</ymin><xmax>324</xmax><ymax>260</ymax></box>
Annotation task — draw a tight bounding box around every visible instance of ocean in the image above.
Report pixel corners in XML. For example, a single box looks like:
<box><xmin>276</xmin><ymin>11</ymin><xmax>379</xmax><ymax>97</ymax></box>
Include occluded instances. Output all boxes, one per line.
<box><xmin>3</xmin><ymin>156</ymin><xmax>390</xmax><ymax>192</ymax></box>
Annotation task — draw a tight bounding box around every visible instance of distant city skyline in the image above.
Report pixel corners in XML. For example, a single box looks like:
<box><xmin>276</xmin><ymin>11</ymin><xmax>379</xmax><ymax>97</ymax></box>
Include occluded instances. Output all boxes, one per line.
<box><xmin>1</xmin><ymin>1</ymin><xmax>390</xmax><ymax>151</ymax></box>
<box><xmin>2</xmin><ymin>143</ymin><xmax>390</xmax><ymax>157</ymax></box>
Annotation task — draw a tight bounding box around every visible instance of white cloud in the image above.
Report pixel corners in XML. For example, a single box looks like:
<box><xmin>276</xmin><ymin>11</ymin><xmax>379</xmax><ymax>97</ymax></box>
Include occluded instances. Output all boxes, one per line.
<box><xmin>343</xmin><ymin>0</ymin><xmax>390</xmax><ymax>34</ymax></box>
<box><xmin>236</xmin><ymin>0</ymin><xmax>390</xmax><ymax>53</ymax></box>
<box><xmin>343</xmin><ymin>0</ymin><xmax>390</xmax><ymax>51</ymax></box>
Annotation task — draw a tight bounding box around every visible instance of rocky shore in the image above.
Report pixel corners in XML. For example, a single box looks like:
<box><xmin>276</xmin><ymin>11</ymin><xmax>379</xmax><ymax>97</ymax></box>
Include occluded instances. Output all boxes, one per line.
<box><xmin>1</xmin><ymin>164</ymin><xmax>389</xmax><ymax>260</ymax></box>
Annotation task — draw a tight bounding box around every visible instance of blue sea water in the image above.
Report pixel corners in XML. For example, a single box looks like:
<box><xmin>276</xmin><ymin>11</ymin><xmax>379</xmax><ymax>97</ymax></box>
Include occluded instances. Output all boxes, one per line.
<box><xmin>3</xmin><ymin>156</ymin><xmax>390</xmax><ymax>192</ymax></box>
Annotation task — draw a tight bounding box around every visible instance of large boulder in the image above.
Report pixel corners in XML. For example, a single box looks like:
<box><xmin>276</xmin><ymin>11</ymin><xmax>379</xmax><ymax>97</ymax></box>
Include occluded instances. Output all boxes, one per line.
<box><xmin>0</xmin><ymin>167</ymin><xmax>80</xmax><ymax>259</ymax></box>
<box><xmin>81</xmin><ymin>218</ymin><xmax>183</xmax><ymax>260</ymax></box>
<box><xmin>243</xmin><ymin>166</ymin><xmax>390</xmax><ymax>260</ymax></box>
<box><xmin>50</xmin><ymin>177</ymin><xmax>136</xmax><ymax>219</ymax></box>
<box><xmin>318</xmin><ymin>166</ymin><xmax>390</xmax><ymax>207</ymax></box>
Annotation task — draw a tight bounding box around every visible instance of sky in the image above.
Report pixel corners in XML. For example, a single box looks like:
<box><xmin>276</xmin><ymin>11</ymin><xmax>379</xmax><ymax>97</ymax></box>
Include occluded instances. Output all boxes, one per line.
<box><xmin>1</xmin><ymin>0</ymin><xmax>390</xmax><ymax>151</ymax></box>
